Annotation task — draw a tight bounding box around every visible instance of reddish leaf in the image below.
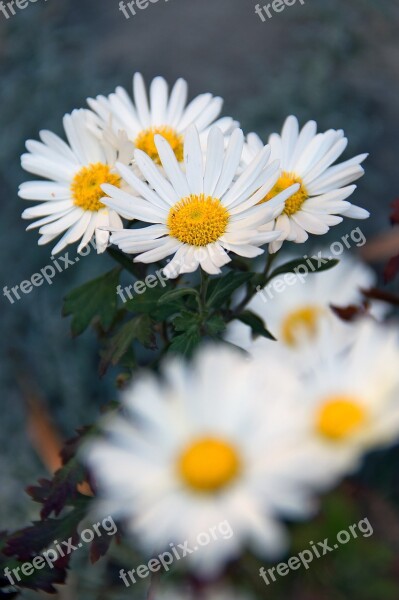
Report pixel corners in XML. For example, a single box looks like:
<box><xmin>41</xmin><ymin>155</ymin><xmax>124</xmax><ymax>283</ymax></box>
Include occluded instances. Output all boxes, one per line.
<box><xmin>384</xmin><ymin>254</ymin><xmax>399</xmax><ymax>283</ymax></box>
<box><xmin>390</xmin><ymin>198</ymin><xmax>399</xmax><ymax>226</ymax></box>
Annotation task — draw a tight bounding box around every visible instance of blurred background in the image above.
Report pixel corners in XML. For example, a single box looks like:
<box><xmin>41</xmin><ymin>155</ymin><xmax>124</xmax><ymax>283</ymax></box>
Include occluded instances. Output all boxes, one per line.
<box><xmin>0</xmin><ymin>0</ymin><xmax>398</xmax><ymax>597</ymax></box>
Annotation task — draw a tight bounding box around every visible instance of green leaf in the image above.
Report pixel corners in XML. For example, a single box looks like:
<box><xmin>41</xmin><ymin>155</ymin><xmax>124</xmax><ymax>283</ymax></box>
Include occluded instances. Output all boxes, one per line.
<box><xmin>173</xmin><ymin>311</ymin><xmax>201</xmax><ymax>333</ymax></box>
<box><xmin>99</xmin><ymin>315</ymin><xmax>155</xmax><ymax>375</ymax></box>
<box><xmin>268</xmin><ymin>257</ymin><xmax>339</xmax><ymax>281</ymax></box>
<box><xmin>63</xmin><ymin>268</ymin><xmax>121</xmax><ymax>336</ymax></box>
<box><xmin>236</xmin><ymin>310</ymin><xmax>276</xmax><ymax>341</ymax></box>
<box><xmin>169</xmin><ymin>329</ymin><xmax>202</xmax><ymax>357</ymax></box>
<box><xmin>158</xmin><ymin>287</ymin><xmax>200</xmax><ymax>306</ymax></box>
<box><xmin>205</xmin><ymin>314</ymin><xmax>226</xmax><ymax>337</ymax></box>
<box><xmin>125</xmin><ymin>283</ymin><xmax>179</xmax><ymax>319</ymax></box>
<box><xmin>206</xmin><ymin>271</ymin><xmax>254</xmax><ymax>309</ymax></box>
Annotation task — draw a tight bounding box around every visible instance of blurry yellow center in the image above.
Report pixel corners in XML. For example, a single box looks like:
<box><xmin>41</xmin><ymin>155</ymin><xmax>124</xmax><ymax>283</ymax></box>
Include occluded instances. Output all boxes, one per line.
<box><xmin>317</xmin><ymin>397</ymin><xmax>367</xmax><ymax>441</ymax></box>
<box><xmin>71</xmin><ymin>163</ymin><xmax>121</xmax><ymax>212</ymax></box>
<box><xmin>167</xmin><ymin>194</ymin><xmax>229</xmax><ymax>246</ymax></box>
<box><xmin>178</xmin><ymin>437</ymin><xmax>241</xmax><ymax>492</ymax></box>
<box><xmin>281</xmin><ymin>305</ymin><xmax>322</xmax><ymax>347</ymax></box>
<box><xmin>261</xmin><ymin>171</ymin><xmax>308</xmax><ymax>216</ymax></box>
<box><xmin>135</xmin><ymin>126</ymin><xmax>184</xmax><ymax>164</ymax></box>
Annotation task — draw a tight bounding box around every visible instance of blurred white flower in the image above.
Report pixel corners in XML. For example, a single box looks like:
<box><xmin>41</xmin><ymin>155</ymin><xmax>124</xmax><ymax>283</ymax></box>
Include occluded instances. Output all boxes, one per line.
<box><xmin>225</xmin><ymin>253</ymin><xmax>380</xmax><ymax>354</ymax></box>
<box><xmin>101</xmin><ymin>125</ymin><xmax>298</xmax><ymax>277</ymax></box>
<box><xmin>243</xmin><ymin>116</ymin><xmax>369</xmax><ymax>253</ymax></box>
<box><xmin>284</xmin><ymin>320</ymin><xmax>399</xmax><ymax>488</ymax></box>
<box><xmin>85</xmin><ymin>345</ymin><xmax>317</xmax><ymax>576</ymax></box>
<box><xmin>19</xmin><ymin>109</ymin><xmax>133</xmax><ymax>255</ymax></box>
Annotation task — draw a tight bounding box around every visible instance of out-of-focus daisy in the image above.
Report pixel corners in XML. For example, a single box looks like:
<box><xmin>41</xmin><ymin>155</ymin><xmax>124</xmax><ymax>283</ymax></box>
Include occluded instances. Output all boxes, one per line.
<box><xmin>243</xmin><ymin>116</ymin><xmax>369</xmax><ymax>253</ymax></box>
<box><xmin>289</xmin><ymin>320</ymin><xmax>399</xmax><ymax>486</ymax></box>
<box><xmin>226</xmin><ymin>253</ymin><xmax>379</xmax><ymax>353</ymax></box>
<box><xmin>19</xmin><ymin>109</ymin><xmax>133</xmax><ymax>255</ymax></box>
<box><xmin>88</xmin><ymin>73</ymin><xmax>237</xmax><ymax>166</ymax></box>
<box><xmin>85</xmin><ymin>346</ymin><xmax>317</xmax><ymax>576</ymax></box>
<box><xmin>101</xmin><ymin>126</ymin><xmax>299</xmax><ymax>277</ymax></box>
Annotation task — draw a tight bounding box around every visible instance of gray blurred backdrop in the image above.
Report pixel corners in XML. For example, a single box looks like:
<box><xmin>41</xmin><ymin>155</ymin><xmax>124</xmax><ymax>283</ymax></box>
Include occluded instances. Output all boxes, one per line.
<box><xmin>0</xmin><ymin>0</ymin><xmax>398</xmax><ymax>534</ymax></box>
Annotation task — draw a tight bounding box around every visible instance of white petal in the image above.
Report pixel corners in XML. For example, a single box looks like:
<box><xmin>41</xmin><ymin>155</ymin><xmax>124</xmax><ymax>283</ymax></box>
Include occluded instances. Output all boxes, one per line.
<box><xmin>213</xmin><ymin>129</ymin><xmax>244</xmax><ymax>199</ymax></box>
<box><xmin>166</xmin><ymin>78</ymin><xmax>188</xmax><ymax>127</ymax></box>
<box><xmin>150</xmin><ymin>76</ymin><xmax>168</xmax><ymax>125</ymax></box>
<box><xmin>133</xmin><ymin>73</ymin><xmax>151</xmax><ymax>129</ymax></box>
<box><xmin>19</xmin><ymin>182</ymin><xmax>71</xmax><ymax>201</ymax></box>
<box><xmin>203</xmin><ymin>127</ymin><xmax>225</xmax><ymax>197</ymax></box>
<box><xmin>184</xmin><ymin>126</ymin><xmax>204</xmax><ymax>195</ymax></box>
<box><xmin>39</xmin><ymin>208</ymin><xmax>84</xmax><ymax>235</ymax></box>
<box><xmin>134</xmin><ymin>150</ymin><xmax>179</xmax><ymax>205</ymax></box>
<box><xmin>154</xmin><ymin>136</ymin><xmax>190</xmax><ymax>199</ymax></box>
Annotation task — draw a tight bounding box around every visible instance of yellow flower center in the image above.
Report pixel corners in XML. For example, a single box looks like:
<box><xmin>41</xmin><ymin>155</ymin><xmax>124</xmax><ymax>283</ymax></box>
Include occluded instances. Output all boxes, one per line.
<box><xmin>135</xmin><ymin>126</ymin><xmax>184</xmax><ymax>164</ymax></box>
<box><xmin>71</xmin><ymin>163</ymin><xmax>121</xmax><ymax>212</ymax></box>
<box><xmin>316</xmin><ymin>397</ymin><xmax>367</xmax><ymax>441</ymax></box>
<box><xmin>281</xmin><ymin>305</ymin><xmax>323</xmax><ymax>347</ymax></box>
<box><xmin>167</xmin><ymin>194</ymin><xmax>229</xmax><ymax>246</ymax></box>
<box><xmin>261</xmin><ymin>171</ymin><xmax>309</xmax><ymax>216</ymax></box>
<box><xmin>178</xmin><ymin>437</ymin><xmax>241</xmax><ymax>493</ymax></box>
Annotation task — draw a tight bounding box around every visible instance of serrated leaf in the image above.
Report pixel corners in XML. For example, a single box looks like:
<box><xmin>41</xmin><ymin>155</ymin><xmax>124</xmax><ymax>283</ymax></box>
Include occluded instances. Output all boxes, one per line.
<box><xmin>63</xmin><ymin>268</ymin><xmax>121</xmax><ymax>336</ymax></box>
<box><xmin>169</xmin><ymin>329</ymin><xmax>201</xmax><ymax>357</ymax></box>
<box><xmin>268</xmin><ymin>257</ymin><xmax>339</xmax><ymax>281</ymax></box>
<box><xmin>236</xmin><ymin>310</ymin><xmax>276</xmax><ymax>340</ymax></box>
<box><xmin>173</xmin><ymin>311</ymin><xmax>200</xmax><ymax>333</ymax></box>
<box><xmin>206</xmin><ymin>272</ymin><xmax>254</xmax><ymax>309</ymax></box>
<box><xmin>99</xmin><ymin>315</ymin><xmax>155</xmax><ymax>375</ymax></box>
<box><xmin>205</xmin><ymin>315</ymin><xmax>226</xmax><ymax>337</ymax></box>
<box><xmin>4</xmin><ymin>508</ymin><xmax>84</xmax><ymax>563</ymax></box>
<box><xmin>39</xmin><ymin>461</ymin><xmax>87</xmax><ymax>519</ymax></box>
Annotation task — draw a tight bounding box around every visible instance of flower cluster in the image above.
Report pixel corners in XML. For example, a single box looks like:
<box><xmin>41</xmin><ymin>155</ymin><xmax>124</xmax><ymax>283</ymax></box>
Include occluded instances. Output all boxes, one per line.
<box><xmin>14</xmin><ymin>72</ymin><xmax>399</xmax><ymax>598</ymax></box>
<box><xmin>19</xmin><ymin>73</ymin><xmax>369</xmax><ymax>272</ymax></box>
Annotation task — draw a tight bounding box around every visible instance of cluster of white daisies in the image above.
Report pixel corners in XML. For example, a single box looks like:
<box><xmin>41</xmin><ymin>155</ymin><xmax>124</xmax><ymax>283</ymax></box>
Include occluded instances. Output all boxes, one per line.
<box><xmin>20</xmin><ymin>72</ymin><xmax>369</xmax><ymax>275</ymax></box>
<box><xmin>85</xmin><ymin>275</ymin><xmax>399</xmax><ymax>578</ymax></box>
<box><xmin>19</xmin><ymin>73</ymin><xmax>399</xmax><ymax>593</ymax></box>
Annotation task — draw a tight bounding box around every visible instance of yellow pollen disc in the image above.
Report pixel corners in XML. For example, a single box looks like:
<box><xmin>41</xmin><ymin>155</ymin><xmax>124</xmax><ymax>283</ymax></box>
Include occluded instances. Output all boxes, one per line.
<box><xmin>167</xmin><ymin>194</ymin><xmax>229</xmax><ymax>246</ymax></box>
<box><xmin>178</xmin><ymin>437</ymin><xmax>241</xmax><ymax>493</ymax></box>
<box><xmin>260</xmin><ymin>171</ymin><xmax>309</xmax><ymax>216</ymax></box>
<box><xmin>71</xmin><ymin>163</ymin><xmax>121</xmax><ymax>212</ymax></box>
<box><xmin>316</xmin><ymin>397</ymin><xmax>367</xmax><ymax>441</ymax></box>
<box><xmin>135</xmin><ymin>126</ymin><xmax>184</xmax><ymax>164</ymax></box>
<box><xmin>281</xmin><ymin>305</ymin><xmax>322</xmax><ymax>347</ymax></box>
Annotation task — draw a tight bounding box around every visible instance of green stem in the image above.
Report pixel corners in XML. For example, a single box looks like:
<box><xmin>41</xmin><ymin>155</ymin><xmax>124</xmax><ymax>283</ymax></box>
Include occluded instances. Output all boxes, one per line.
<box><xmin>199</xmin><ymin>269</ymin><xmax>209</xmax><ymax>315</ymax></box>
<box><xmin>229</xmin><ymin>250</ymin><xmax>280</xmax><ymax>320</ymax></box>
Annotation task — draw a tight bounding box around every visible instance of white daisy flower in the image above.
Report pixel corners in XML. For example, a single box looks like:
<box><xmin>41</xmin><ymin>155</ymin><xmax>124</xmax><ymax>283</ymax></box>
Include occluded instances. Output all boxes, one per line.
<box><xmin>226</xmin><ymin>253</ymin><xmax>380</xmax><ymax>353</ymax></box>
<box><xmin>287</xmin><ymin>320</ymin><xmax>399</xmax><ymax>487</ymax></box>
<box><xmin>101</xmin><ymin>126</ymin><xmax>299</xmax><ymax>277</ymax></box>
<box><xmin>243</xmin><ymin>116</ymin><xmax>370</xmax><ymax>253</ymax></box>
<box><xmin>19</xmin><ymin>109</ymin><xmax>133</xmax><ymax>255</ymax></box>
<box><xmin>85</xmin><ymin>346</ymin><xmax>317</xmax><ymax>576</ymax></box>
<box><xmin>88</xmin><ymin>72</ymin><xmax>237</xmax><ymax>167</ymax></box>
